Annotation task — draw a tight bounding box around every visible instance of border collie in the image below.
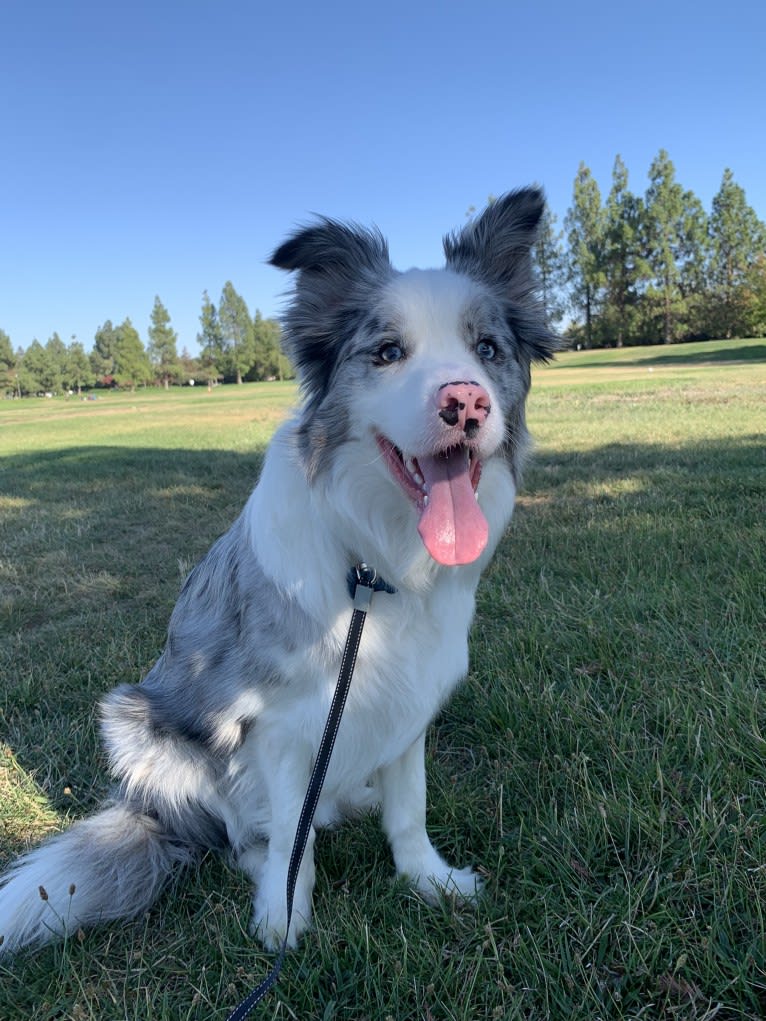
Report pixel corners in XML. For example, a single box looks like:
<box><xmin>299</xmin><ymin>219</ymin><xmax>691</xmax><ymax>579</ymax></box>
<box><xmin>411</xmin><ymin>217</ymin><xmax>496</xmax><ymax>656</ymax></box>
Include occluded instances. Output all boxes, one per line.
<box><xmin>0</xmin><ymin>189</ymin><xmax>556</xmax><ymax>954</ymax></box>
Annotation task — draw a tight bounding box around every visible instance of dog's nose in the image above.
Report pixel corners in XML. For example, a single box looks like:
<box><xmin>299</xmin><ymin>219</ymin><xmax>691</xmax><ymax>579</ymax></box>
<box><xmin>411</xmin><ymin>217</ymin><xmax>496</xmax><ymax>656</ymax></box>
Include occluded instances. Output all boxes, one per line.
<box><xmin>437</xmin><ymin>381</ymin><xmax>491</xmax><ymax>438</ymax></box>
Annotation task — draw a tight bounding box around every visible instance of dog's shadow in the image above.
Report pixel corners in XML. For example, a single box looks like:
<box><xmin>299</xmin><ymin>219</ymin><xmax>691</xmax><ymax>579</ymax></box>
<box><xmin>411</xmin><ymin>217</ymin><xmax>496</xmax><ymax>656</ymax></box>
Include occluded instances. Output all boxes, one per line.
<box><xmin>4</xmin><ymin>430</ymin><xmax>760</xmax><ymax>835</ymax></box>
<box><xmin>1</xmin><ymin>444</ymin><xmax>265</xmax><ymax>829</ymax></box>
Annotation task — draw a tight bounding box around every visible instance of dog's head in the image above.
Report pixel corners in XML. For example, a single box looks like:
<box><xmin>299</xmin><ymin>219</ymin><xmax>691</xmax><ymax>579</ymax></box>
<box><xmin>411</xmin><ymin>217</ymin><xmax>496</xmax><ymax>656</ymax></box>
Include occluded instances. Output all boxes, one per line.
<box><xmin>270</xmin><ymin>190</ymin><xmax>557</xmax><ymax>568</ymax></box>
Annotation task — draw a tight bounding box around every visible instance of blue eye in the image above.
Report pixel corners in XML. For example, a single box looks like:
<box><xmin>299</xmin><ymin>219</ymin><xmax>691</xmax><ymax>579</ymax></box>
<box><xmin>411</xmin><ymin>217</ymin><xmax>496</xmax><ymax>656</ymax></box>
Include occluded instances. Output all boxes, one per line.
<box><xmin>476</xmin><ymin>339</ymin><xmax>497</xmax><ymax>361</ymax></box>
<box><xmin>377</xmin><ymin>343</ymin><xmax>405</xmax><ymax>364</ymax></box>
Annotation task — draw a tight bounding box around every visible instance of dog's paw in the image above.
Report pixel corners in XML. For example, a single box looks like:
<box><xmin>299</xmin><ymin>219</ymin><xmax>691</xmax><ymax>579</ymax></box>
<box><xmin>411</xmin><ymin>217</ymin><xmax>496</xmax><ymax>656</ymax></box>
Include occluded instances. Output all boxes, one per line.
<box><xmin>413</xmin><ymin>864</ymin><xmax>483</xmax><ymax>905</ymax></box>
<box><xmin>249</xmin><ymin>894</ymin><xmax>312</xmax><ymax>951</ymax></box>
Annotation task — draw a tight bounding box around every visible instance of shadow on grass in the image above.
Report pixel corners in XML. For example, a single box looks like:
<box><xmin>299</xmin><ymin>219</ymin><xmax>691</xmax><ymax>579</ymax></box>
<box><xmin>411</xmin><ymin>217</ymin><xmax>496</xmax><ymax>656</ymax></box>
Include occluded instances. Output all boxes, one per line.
<box><xmin>0</xmin><ymin>444</ymin><xmax>267</xmax><ymax>822</ymax></box>
<box><xmin>0</xmin><ymin>443</ymin><xmax>266</xmax><ymax>489</ymax></box>
<box><xmin>0</xmin><ymin>444</ymin><xmax>266</xmax><ymax>545</ymax></box>
<box><xmin>3</xmin><ymin>431</ymin><xmax>762</xmax><ymax>782</ymax></box>
<box><xmin>642</xmin><ymin>341</ymin><xmax>766</xmax><ymax>365</ymax></box>
<box><xmin>563</xmin><ymin>340</ymin><xmax>766</xmax><ymax>369</ymax></box>
<box><xmin>2</xmin><ymin>430</ymin><xmax>764</xmax><ymax>810</ymax></box>
<box><xmin>476</xmin><ymin>430</ymin><xmax>765</xmax><ymax>738</ymax></box>
<box><xmin>2</xmin><ymin>436</ymin><xmax>765</xmax><ymax>1019</ymax></box>
<box><xmin>525</xmin><ymin>430</ymin><xmax>765</xmax><ymax>486</ymax></box>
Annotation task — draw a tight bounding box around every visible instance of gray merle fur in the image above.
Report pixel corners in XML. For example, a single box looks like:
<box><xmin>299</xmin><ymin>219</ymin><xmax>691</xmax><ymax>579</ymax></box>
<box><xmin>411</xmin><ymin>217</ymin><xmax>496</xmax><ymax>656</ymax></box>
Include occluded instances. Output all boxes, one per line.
<box><xmin>0</xmin><ymin>189</ymin><xmax>557</xmax><ymax>958</ymax></box>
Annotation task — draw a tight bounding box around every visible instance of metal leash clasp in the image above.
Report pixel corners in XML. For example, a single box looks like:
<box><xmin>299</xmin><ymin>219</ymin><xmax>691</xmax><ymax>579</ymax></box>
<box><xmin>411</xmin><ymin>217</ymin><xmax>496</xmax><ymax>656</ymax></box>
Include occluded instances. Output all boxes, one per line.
<box><xmin>352</xmin><ymin>563</ymin><xmax>377</xmax><ymax>611</ymax></box>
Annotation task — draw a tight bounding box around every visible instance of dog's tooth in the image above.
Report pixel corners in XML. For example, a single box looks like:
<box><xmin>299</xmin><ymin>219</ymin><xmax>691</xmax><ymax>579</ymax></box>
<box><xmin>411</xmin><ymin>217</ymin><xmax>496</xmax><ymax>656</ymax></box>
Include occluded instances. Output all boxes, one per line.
<box><xmin>406</xmin><ymin>458</ymin><xmax>417</xmax><ymax>476</ymax></box>
<box><xmin>423</xmin><ymin>495</ymin><xmax>429</xmax><ymax>507</ymax></box>
<box><xmin>413</xmin><ymin>471</ymin><xmax>424</xmax><ymax>486</ymax></box>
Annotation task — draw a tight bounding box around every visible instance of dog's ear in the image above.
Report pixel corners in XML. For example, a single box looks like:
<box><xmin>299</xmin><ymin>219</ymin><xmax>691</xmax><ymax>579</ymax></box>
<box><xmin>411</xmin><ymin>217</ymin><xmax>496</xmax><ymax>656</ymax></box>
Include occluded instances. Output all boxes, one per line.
<box><xmin>270</xmin><ymin>218</ymin><xmax>391</xmax><ymax>283</ymax></box>
<box><xmin>443</xmin><ymin>188</ymin><xmax>544</xmax><ymax>287</ymax></box>
<box><xmin>444</xmin><ymin>189</ymin><xmax>559</xmax><ymax>362</ymax></box>
<box><xmin>269</xmin><ymin>219</ymin><xmax>394</xmax><ymax>408</ymax></box>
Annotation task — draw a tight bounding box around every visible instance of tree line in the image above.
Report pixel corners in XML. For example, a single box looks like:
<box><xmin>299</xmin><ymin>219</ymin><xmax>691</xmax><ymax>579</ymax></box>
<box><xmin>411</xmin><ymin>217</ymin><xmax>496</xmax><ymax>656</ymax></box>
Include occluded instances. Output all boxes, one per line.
<box><xmin>0</xmin><ymin>283</ymin><xmax>291</xmax><ymax>397</ymax></box>
<box><xmin>4</xmin><ymin>153</ymin><xmax>765</xmax><ymax>396</ymax></box>
<box><xmin>533</xmin><ymin>150</ymin><xmax>766</xmax><ymax>347</ymax></box>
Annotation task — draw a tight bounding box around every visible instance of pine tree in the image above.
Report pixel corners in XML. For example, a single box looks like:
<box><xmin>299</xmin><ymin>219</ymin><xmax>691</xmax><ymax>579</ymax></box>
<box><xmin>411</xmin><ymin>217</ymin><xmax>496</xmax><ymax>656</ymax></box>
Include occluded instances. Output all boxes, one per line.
<box><xmin>603</xmin><ymin>156</ymin><xmax>650</xmax><ymax>346</ymax></box>
<box><xmin>91</xmin><ymin>320</ymin><xmax>119</xmax><ymax>382</ymax></box>
<box><xmin>674</xmin><ymin>190</ymin><xmax>708</xmax><ymax>339</ymax></box>
<box><xmin>147</xmin><ymin>296</ymin><xmax>180</xmax><ymax>388</ymax></box>
<box><xmin>742</xmin><ymin>255</ymin><xmax>766</xmax><ymax>336</ymax></box>
<box><xmin>17</xmin><ymin>340</ymin><xmax>47</xmax><ymax>395</ymax></box>
<box><xmin>532</xmin><ymin>205</ymin><xmax>567</xmax><ymax>327</ymax></box>
<box><xmin>249</xmin><ymin>310</ymin><xmax>290</xmax><ymax>381</ymax></box>
<box><xmin>64</xmin><ymin>339</ymin><xmax>95</xmax><ymax>394</ymax></box>
<box><xmin>708</xmin><ymin>168</ymin><xmax>766</xmax><ymax>338</ymax></box>
<box><xmin>113</xmin><ymin>318</ymin><xmax>152</xmax><ymax>390</ymax></box>
<box><xmin>218</xmin><ymin>282</ymin><xmax>255</xmax><ymax>384</ymax></box>
<box><xmin>18</xmin><ymin>335</ymin><xmax>65</xmax><ymax>394</ymax></box>
<box><xmin>43</xmin><ymin>333</ymin><xmax>67</xmax><ymax>392</ymax></box>
<box><xmin>644</xmin><ymin>150</ymin><xmax>688</xmax><ymax>343</ymax></box>
<box><xmin>0</xmin><ymin>329</ymin><xmax>17</xmax><ymax>396</ymax></box>
<box><xmin>565</xmin><ymin>163</ymin><xmax>605</xmax><ymax>347</ymax></box>
<box><xmin>197</xmin><ymin>291</ymin><xmax>223</xmax><ymax>385</ymax></box>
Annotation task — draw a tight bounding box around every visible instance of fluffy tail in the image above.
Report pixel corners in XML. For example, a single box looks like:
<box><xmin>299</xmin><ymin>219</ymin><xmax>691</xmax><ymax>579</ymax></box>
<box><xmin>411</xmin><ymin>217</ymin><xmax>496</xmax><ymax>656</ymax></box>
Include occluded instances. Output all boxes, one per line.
<box><xmin>0</xmin><ymin>803</ymin><xmax>194</xmax><ymax>956</ymax></box>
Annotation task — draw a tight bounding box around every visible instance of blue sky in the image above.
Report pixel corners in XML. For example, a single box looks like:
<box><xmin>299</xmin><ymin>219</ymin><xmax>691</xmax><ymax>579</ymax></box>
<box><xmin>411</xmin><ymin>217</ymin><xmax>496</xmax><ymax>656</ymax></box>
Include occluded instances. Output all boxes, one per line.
<box><xmin>2</xmin><ymin>0</ymin><xmax>764</xmax><ymax>355</ymax></box>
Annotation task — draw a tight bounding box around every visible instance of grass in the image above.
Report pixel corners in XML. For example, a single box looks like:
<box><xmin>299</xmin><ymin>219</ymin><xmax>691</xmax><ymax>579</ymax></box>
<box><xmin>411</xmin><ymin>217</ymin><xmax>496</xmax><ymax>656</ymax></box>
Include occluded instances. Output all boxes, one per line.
<box><xmin>0</xmin><ymin>338</ymin><xmax>765</xmax><ymax>1020</ymax></box>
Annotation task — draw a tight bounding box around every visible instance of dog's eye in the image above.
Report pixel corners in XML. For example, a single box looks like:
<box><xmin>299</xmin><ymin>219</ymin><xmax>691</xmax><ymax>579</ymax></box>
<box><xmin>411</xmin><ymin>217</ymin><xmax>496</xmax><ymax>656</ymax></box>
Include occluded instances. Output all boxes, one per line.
<box><xmin>476</xmin><ymin>339</ymin><xmax>497</xmax><ymax>361</ymax></box>
<box><xmin>377</xmin><ymin>342</ymin><xmax>405</xmax><ymax>364</ymax></box>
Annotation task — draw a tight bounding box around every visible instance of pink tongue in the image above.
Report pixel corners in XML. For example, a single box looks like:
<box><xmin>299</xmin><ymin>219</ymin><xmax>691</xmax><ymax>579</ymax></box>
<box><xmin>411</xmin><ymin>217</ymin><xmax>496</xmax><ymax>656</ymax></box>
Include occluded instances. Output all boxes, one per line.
<box><xmin>417</xmin><ymin>450</ymin><xmax>489</xmax><ymax>566</ymax></box>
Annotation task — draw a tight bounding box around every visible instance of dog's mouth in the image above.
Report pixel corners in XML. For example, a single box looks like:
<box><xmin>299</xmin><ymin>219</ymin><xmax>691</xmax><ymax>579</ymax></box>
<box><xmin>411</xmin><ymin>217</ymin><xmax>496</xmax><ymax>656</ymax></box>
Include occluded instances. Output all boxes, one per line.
<box><xmin>376</xmin><ymin>435</ymin><xmax>488</xmax><ymax>566</ymax></box>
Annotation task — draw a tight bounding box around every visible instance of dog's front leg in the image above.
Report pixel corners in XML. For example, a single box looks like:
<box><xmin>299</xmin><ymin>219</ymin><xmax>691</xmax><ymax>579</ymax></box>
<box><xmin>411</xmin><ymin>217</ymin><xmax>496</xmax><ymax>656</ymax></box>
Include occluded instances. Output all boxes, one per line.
<box><xmin>380</xmin><ymin>731</ymin><xmax>481</xmax><ymax>903</ymax></box>
<box><xmin>249</xmin><ymin>739</ymin><xmax>316</xmax><ymax>950</ymax></box>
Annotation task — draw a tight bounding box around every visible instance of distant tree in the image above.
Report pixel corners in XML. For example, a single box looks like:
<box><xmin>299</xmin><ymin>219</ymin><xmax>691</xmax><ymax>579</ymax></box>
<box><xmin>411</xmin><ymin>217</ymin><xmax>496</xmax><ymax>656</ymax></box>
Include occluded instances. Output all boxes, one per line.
<box><xmin>645</xmin><ymin>149</ymin><xmax>706</xmax><ymax>345</ymax></box>
<box><xmin>113</xmin><ymin>318</ymin><xmax>152</xmax><ymax>390</ymax></box>
<box><xmin>43</xmin><ymin>333</ymin><xmax>67</xmax><ymax>392</ymax></box>
<box><xmin>198</xmin><ymin>348</ymin><xmax>222</xmax><ymax>388</ymax></box>
<box><xmin>17</xmin><ymin>340</ymin><xmax>47</xmax><ymax>394</ymax></box>
<box><xmin>602</xmin><ymin>155</ymin><xmax>650</xmax><ymax>346</ymax></box>
<box><xmin>267</xmin><ymin>322</ymin><xmax>293</xmax><ymax>381</ymax></box>
<box><xmin>707</xmin><ymin>169</ymin><xmax>766</xmax><ymax>338</ymax></box>
<box><xmin>673</xmin><ymin>189</ymin><xmax>709</xmax><ymax>339</ymax></box>
<box><xmin>565</xmin><ymin>162</ymin><xmax>606</xmax><ymax>347</ymax></box>
<box><xmin>197</xmin><ymin>291</ymin><xmax>223</xmax><ymax>386</ymax></box>
<box><xmin>147</xmin><ymin>296</ymin><xmax>180</xmax><ymax>388</ymax></box>
<box><xmin>91</xmin><ymin>320</ymin><xmax>119</xmax><ymax>382</ymax></box>
<box><xmin>64</xmin><ymin>339</ymin><xmax>95</xmax><ymax>394</ymax></box>
<box><xmin>742</xmin><ymin>255</ymin><xmax>766</xmax><ymax>336</ymax></box>
<box><xmin>14</xmin><ymin>347</ymin><xmax>25</xmax><ymax>390</ymax></box>
<box><xmin>178</xmin><ymin>346</ymin><xmax>200</xmax><ymax>384</ymax></box>
<box><xmin>532</xmin><ymin>205</ymin><xmax>567</xmax><ymax>327</ymax></box>
<box><xmin>17</xmin><ymin>335</ymin><xmax>65</xmax><ymax>394</ymax></box>
<box><xmin>218</xmin><ymin>281</ymin><xmax>255</xmax><ymax>384</ymax></box>
<box><xmin>0</xmin><ymin>329</ymin><xmax>17</xmax><ymax>395</ymax></box>
<box><xmin>249</xmin><ymin>310</ymin><xmax>291</xmax><ymax>381</ymax></box>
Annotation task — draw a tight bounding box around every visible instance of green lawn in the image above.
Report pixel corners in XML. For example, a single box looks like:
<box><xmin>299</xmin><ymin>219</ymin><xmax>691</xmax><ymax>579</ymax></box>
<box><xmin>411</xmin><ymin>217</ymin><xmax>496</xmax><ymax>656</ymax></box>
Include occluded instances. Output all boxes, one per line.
<box><xmin>1</xmin><ymin>340</ymin><xmax>765</xmax><ymax>1020</ymax></box>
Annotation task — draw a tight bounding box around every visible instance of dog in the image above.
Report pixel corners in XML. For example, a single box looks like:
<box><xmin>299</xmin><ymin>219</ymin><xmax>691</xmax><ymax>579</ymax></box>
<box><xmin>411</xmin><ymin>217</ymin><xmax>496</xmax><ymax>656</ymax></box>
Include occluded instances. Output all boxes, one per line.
<box><xmin>0</xmin><ymin>189</ymin><xmax>556</xmax><ymax>955</ymax></box>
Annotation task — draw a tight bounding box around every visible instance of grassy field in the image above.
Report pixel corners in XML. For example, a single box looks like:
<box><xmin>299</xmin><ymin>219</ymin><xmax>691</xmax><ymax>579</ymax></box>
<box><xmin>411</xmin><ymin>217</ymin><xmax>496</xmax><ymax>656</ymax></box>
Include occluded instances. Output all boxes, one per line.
<box><xmin>0</xmin><ymin>339</ymin><xmax>764</xmax><ymax>1020</ymax></box>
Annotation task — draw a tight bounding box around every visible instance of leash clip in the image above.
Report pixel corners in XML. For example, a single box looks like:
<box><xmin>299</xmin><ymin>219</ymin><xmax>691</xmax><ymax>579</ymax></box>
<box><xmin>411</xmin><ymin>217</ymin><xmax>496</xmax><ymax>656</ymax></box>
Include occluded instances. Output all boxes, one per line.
<box><xmin>352</xmin><ymin>563</ymin><xmax>376</xmax><ymax>610</ymax></box>
<box><xmin>346</xmin><ymin>562</ymin><xmax>397</xmax><ymax>609</ymax></box>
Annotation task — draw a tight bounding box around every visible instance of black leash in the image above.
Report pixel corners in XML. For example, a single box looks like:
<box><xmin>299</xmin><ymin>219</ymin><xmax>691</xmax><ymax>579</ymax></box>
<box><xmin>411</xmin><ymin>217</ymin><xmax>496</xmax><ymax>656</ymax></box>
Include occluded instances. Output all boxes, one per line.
<box><xmin>226</xmin><ymin>563</ymin><xmax>395</xmax><ymax>1021</ymax></box>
